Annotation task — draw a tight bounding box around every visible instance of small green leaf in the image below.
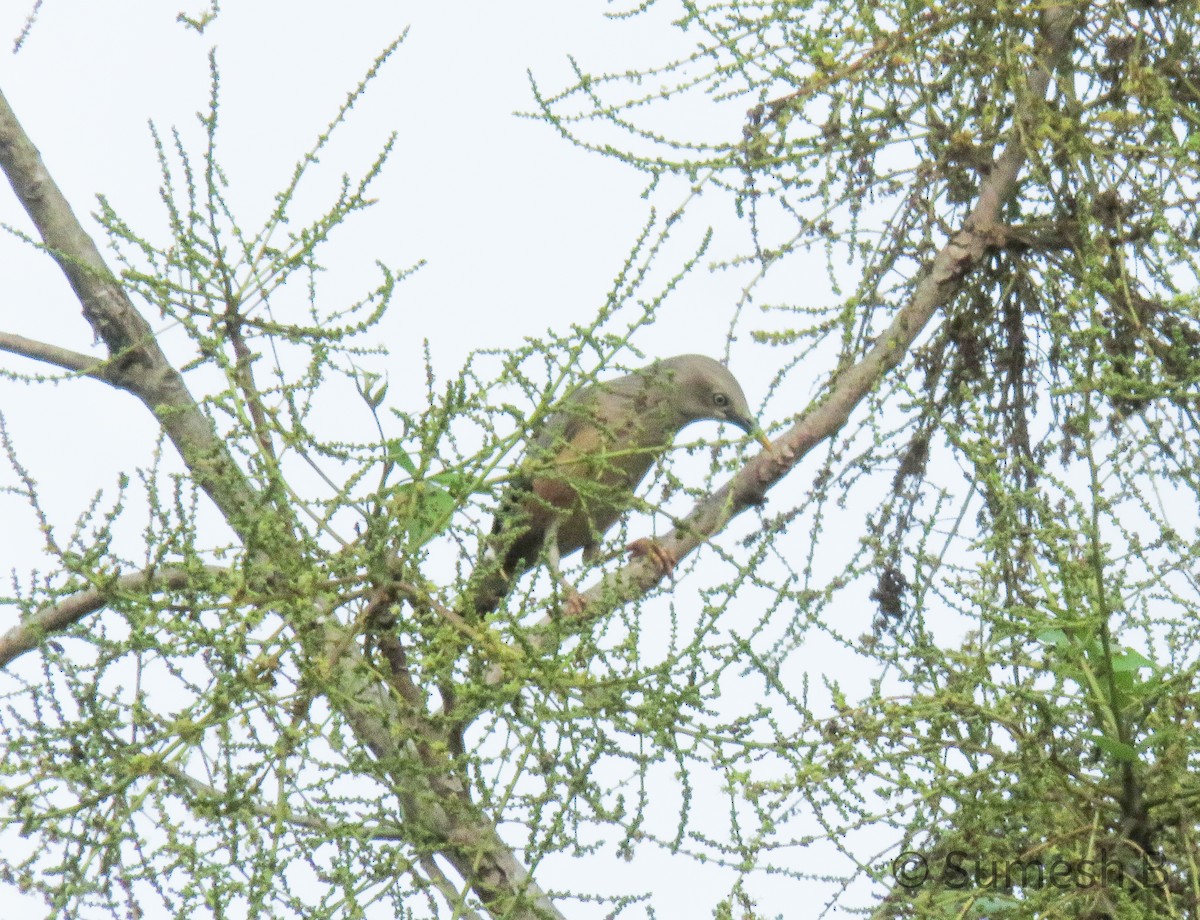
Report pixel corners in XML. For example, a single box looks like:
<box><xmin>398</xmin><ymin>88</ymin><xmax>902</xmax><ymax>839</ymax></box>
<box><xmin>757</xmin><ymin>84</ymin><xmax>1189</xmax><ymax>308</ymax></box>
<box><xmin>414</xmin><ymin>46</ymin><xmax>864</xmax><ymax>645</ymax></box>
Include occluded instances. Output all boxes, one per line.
<box><xmin>1037</xmin><ymin>628</ymin><xmax>1070</xmax><ymax>648</ymax></box>
<box><xmin>387</xmin><ymin>441</ymin><xmax>417</xmax><ymax>474</ymax></box>
<box><xmin>1091</xmin><ymin>734</ymin><xmax>1138</xmax><ymax>763</ymax></box>
<box><xmin>429</xmin><ymin>470</ymin><xmax>470</xmax><ymax>490</ymax></box>
<box><xmin>393</xmin><ymin>481</ymin><xmax>459</xmax><ymax>547</ymax></box>
<box><xmin>1112</xmin><ymin>649</ymin><xmax>1155</xmax><ymax>672</ymax></box>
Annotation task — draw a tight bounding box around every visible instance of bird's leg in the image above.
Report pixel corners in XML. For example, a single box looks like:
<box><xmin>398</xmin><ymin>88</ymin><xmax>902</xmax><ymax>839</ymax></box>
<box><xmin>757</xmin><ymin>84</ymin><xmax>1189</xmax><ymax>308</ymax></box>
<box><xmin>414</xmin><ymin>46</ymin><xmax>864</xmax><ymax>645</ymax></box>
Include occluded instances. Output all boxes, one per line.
<box><xmin>542</xmin><ymin>517</ymin><xmax>587</xmax><ymax>617</ymax></box>
<box><xmin>626</xmin><ymin>537</ymin><xmax>678</xmax><ymax>579</ymax></box>
<box><xmin>543</xmin><ymin>516</ymin><xmax>564</xmax><ymax>578</ymax></box>
<box><xmin>584</xmin><ymin>536</ymin><xmax>679</xmax><ymax>579</ymax></box>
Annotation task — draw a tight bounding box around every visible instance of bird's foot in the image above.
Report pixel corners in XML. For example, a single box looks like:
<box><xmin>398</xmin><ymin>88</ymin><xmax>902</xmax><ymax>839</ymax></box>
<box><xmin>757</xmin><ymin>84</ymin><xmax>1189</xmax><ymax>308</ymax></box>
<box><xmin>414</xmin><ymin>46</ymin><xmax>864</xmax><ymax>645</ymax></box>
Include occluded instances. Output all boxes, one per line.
<box><xmin>627</xmin><ymin>537</ymin><xmax>678</xmax><ymax>578</ymax></box>
<box><xmin>560</xmin><ymin>587</ymin><xmax>587</xmax><ymax>618</ymax></box>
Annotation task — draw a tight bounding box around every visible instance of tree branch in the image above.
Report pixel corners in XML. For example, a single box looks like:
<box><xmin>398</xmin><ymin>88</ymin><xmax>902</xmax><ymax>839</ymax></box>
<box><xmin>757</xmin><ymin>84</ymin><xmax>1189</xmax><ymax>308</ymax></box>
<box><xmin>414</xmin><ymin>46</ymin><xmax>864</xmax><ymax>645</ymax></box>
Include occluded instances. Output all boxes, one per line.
<box><xmin>482</xmin><ymin>1</ymin><xmax>1081</xmax><ymax>690</ymax></box>
<box><xmin>0</xmin><ymin>87</ymin><xmax>261</xmax><ymax>530</ymax></box>
<box><xmin>324</xmin><ymin>635</ymin><xmax>567</xmax><ymax>920</ymax></box>
<box><xmin>0</xmin><ymin>565</ymin><xmax>227</xmax><ymax>667</ymax></box>
<box><xmin>169</xmin><ymin>761</ymin><xmax>489</xmax><ymax>917</ymax></box>
<box><xmin>0</xmin><ymin>62</ymin><xmax>564</xmax><ymax>920</ymax></box>
<box><xmin>0</xmin><ymin>330</ymin><xmax>115</xmax><ymax>380</ymax></box>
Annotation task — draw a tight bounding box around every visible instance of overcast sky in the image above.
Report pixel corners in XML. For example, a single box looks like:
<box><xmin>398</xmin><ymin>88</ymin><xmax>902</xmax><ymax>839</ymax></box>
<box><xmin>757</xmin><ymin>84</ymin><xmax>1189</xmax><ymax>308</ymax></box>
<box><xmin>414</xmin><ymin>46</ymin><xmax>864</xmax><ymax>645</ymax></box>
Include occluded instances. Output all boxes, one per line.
<box><xmin>0</xmin><ymin>5</ymin><xmax>892</xmax><ymax>917</ymax></box>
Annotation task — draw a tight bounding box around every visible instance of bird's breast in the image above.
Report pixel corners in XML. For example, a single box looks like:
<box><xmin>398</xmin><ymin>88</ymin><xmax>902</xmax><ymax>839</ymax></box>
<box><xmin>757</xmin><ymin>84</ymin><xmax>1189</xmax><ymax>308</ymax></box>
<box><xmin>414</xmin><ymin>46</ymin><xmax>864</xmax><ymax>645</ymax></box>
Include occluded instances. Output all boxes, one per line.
<box><xmin>533</xmin><ymin>434</ymin><xmax>661</xmax><ymax>554</ymax></box>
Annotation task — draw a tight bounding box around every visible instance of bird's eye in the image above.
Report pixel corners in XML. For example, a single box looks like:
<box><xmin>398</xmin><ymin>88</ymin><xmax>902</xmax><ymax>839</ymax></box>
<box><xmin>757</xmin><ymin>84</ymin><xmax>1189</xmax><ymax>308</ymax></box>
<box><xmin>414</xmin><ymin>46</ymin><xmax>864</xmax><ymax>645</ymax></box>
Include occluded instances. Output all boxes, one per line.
<box><xmin>712</xmin><ymin>392</ymin><xmax>730</xmax><ymax>409</ymax></box>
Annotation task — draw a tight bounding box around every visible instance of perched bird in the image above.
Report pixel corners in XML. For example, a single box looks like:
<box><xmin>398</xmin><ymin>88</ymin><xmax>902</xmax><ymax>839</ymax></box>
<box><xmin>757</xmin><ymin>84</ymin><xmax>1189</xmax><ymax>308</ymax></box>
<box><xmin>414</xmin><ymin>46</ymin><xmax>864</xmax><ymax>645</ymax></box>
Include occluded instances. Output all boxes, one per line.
<box><xmin>466</xmin><ymin>354</ymin><xmax>770</xmax><ymax>615</ymax></box>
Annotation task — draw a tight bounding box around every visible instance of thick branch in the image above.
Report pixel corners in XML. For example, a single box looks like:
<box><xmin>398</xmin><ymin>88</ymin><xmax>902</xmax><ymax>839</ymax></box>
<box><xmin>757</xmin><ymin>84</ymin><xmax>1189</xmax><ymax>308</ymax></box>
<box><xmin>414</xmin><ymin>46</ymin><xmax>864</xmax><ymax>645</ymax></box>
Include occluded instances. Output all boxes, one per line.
<box><xmin>0</xmin><ymin>84</ymin><xmax>559</xmax><ymax>917</ymax></box>
<box><xmin>483</xmin><ymin>1</ymin><xmax>1080</xmax><ymax>689</ymax></box>
<box><xmin>0</xmin><ymin>565</ymin><xmax>226</xmax><ymax>667</ymax></box>
<box><xmin>0</xmin><ymin>88</ymin><xmax>260</xmax><ymax>530</ymax></box>
<box><xmin>326</xmin><ymin>635</ymin><xmax>566</xmax><ymax>920</ymax></box>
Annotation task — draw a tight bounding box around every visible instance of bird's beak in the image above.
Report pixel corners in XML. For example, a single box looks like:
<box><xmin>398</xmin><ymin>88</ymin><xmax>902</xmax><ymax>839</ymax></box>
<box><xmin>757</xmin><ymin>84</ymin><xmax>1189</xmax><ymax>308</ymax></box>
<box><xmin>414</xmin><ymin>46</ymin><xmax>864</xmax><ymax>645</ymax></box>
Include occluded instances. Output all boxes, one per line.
<box><xmin>732</xmin><ymin>414</ymin><xmax>772</xmax><ymax>451</ymax></box>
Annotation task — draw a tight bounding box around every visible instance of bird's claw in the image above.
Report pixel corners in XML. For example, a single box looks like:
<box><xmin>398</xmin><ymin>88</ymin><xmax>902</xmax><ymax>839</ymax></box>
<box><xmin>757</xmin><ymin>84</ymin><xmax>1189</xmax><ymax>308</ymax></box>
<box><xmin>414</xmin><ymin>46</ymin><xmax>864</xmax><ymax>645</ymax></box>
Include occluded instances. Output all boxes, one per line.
<box><xmin>627</xmin><ymin>537</ymin><xmax>678</xmax><ymax>578</ymax></box>
<box><xmin>561</xmin><ymin>588</ymin><xmax>587</xmax><ymax>618</ymax></box>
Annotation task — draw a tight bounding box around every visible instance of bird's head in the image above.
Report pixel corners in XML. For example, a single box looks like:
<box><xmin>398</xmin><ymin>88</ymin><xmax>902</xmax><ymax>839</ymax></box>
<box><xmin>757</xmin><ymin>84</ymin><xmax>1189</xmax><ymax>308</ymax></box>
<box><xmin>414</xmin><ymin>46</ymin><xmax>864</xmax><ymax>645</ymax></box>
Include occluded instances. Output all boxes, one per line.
<box><xmin>651</xmin><ymin>354</ymin><xmax>771</xmax><ymax>449</ymax></box>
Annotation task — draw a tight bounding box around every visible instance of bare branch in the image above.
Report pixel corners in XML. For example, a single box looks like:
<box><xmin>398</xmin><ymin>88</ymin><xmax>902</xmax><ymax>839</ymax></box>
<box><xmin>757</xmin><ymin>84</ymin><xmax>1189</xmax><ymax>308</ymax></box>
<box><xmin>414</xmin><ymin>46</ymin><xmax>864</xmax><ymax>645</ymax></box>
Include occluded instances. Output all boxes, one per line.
<box><xmin>0</xmin><ymin>330</ymin><xmax>114</xmax><ymax>380</ymax></box>
<box><xmin>0</xmin><ymin>564</ymin><xmax>228</xmax><ymax>667</ymax></box>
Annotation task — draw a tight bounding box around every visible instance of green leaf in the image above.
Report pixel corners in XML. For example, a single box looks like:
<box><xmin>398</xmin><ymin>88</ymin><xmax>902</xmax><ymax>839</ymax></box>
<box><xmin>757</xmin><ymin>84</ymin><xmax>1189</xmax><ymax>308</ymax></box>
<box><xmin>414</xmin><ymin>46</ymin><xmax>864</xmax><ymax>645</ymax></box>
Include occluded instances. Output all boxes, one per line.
<box><xmin>1091</xmin><ymin>734</ymin><xmax>1138</xmax><ymax>763</ymax></box>
<box><xmin>387</xmin><ymin>441</ymin><xmax>418</xmax><ymax>474</ymax></box>
<box><xmin>1112</xmin><ymin>648</ymin><xmax>1155</xmax><ymax>672</ymax></box>
<box><xmin>429</xmin><ymin>470</ymin><xmax>471</xmax><ymax>491</ymax></box>
<box><xmin>394</xmin><ymin>481</ymin><xmax>459</xmax><ymax>547</ymax></box>
<box><xmin>1037</xmin><ymin>628</ymin><xmax>1070</xmax><ymax>648</ymax></box>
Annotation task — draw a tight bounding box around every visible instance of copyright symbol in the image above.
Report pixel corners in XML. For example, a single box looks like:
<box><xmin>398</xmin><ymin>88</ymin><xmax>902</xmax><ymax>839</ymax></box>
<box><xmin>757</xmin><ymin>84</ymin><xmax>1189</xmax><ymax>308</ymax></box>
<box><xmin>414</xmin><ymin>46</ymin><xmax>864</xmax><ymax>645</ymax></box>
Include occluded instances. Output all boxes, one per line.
<box><xmin>892</xmin><ymin>851</ymin><xmax>927</xmax><ymax>889</ymax></box>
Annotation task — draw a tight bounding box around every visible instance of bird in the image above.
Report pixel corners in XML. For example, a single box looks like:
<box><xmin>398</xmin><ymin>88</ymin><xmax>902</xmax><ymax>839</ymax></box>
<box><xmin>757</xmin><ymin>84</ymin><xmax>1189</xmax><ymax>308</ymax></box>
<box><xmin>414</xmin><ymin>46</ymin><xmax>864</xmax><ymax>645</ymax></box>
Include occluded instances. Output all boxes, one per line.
<box><xmin>465</xmin><ymin>354</ymin><xmax>770</xmax><ymax>616</ymax></box>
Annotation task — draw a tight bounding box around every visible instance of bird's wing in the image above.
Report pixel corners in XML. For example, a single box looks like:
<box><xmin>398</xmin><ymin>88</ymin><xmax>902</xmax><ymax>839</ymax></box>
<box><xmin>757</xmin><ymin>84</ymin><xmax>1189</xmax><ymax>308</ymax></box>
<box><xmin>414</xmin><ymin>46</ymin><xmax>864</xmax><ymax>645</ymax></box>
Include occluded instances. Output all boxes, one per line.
<box><xmin>467</xmin><ymin>375</ymin><xmax>643</xmax><ymax>615</ymax></box>
<box><xmin>469</xmin><ymin>388</ymin><xmax>602</xmax><ymax>609</ymax></box>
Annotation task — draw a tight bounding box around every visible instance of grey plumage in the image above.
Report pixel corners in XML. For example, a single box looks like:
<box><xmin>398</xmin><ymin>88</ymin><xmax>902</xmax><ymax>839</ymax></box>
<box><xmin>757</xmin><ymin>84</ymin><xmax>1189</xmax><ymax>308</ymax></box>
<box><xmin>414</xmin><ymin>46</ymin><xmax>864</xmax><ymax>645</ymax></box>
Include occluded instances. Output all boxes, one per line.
<box><xmin>466</xmin><ymin>354</ymin><xmax>768</xmax><ymax>615</ymax></box>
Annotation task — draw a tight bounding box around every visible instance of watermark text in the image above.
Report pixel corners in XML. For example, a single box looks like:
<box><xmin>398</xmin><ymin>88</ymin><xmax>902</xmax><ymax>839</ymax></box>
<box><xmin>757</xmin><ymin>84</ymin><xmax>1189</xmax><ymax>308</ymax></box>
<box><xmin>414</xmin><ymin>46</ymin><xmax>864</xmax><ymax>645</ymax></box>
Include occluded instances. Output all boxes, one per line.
<box><xmin>890</xmin><ymin>850</ymin><xmax>1167</xmax><ymax>891</ymax></box>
